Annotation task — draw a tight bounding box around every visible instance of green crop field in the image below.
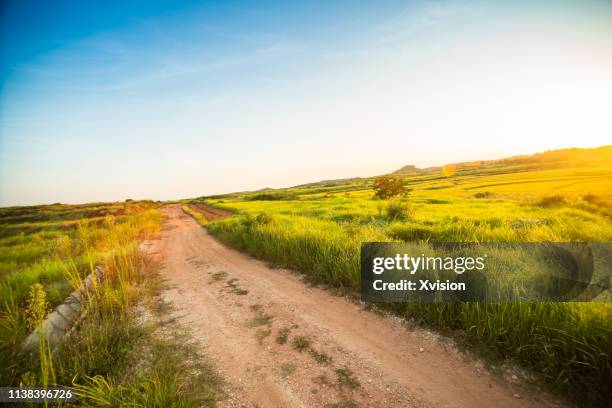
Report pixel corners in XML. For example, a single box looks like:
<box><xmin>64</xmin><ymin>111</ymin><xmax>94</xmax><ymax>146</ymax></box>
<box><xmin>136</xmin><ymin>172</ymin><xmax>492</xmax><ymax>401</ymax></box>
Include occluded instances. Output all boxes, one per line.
<box><xmin>192</xmin><ymin>146</ymin><xmax>612</xmax><ymax>406</ymax></box>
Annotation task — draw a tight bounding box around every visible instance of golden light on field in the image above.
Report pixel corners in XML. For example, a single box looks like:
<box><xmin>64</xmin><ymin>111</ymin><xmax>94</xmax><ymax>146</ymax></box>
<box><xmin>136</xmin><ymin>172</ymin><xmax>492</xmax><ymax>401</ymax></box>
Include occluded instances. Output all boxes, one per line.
<box><xmin>1</xmin><ymin>0</ymin><xmax>612</xmax><ymax>205</ymax></box>
<box><xmin>442</xmin><ymin>165</ymin><xmax>456</xmax><ymax>178</ymax></box>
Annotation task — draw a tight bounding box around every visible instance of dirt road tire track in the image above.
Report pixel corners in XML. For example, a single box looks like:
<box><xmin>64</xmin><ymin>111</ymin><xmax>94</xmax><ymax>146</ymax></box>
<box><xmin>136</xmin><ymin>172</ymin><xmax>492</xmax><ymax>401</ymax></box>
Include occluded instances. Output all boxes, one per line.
<box><xmin>146</xmin><ymin>205</ymin><xmax>560</xmax><ymax>408</ymax></box>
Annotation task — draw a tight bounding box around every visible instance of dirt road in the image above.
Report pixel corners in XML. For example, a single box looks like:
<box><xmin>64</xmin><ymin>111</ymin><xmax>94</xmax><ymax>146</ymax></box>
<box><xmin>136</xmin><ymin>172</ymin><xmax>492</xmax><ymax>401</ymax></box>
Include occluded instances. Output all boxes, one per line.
<box><xmin>146</xmin><ymin>205</ymin><xmax>559</xmax><ymax>407</ymax></box>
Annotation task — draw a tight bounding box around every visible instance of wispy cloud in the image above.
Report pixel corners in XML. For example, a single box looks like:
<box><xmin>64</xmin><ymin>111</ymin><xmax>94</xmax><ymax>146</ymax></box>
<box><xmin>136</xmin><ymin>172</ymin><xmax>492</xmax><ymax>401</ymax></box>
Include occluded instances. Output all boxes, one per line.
<box><xmin>372</xmin><ymin>0</ymin><xmax>484</xmax><ymax>46</ymax></box>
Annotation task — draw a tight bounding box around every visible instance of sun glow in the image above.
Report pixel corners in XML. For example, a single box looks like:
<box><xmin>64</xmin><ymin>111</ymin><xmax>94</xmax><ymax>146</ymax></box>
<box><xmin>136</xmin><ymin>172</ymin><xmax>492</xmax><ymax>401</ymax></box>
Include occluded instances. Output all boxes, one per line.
<box><xmin>1</xmin><ymin>1</ymin><xmax>611</xmax><ymax>205</ymax></box>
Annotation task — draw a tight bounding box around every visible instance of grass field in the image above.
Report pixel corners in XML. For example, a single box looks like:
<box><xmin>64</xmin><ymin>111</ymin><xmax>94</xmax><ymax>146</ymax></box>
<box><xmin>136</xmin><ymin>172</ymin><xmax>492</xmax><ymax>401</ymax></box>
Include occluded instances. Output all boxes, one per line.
<box><xmin>0</xmin><ymin>201</ymin><xmax>222</xmax><ymax>406</ymax></box>
<box><xmin>1</xmin><ymin>146</ymin><xmax>610</xmax><ymax>406</ymax></box>
<box><xmin>195</xmin><ymin>146</ymin><xmax>612</xmax><ymax>406</ymax></box>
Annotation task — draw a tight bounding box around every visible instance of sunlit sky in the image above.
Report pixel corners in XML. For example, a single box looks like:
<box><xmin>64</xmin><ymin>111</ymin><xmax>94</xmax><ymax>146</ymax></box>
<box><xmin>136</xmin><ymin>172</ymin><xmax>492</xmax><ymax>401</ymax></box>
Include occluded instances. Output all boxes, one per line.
<box><xmin>1</xmin><ymin>0</ymin><xmax>611</xmax><ymax>206</ymax></box>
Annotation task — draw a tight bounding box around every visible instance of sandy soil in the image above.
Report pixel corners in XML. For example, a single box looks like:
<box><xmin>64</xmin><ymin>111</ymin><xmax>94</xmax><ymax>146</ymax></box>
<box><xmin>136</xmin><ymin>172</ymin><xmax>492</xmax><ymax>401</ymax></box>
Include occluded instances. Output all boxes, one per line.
<box><xmin>144</xmin><ymin>205</ymin><xmax>562</xmax><ymax>408</ymax></box>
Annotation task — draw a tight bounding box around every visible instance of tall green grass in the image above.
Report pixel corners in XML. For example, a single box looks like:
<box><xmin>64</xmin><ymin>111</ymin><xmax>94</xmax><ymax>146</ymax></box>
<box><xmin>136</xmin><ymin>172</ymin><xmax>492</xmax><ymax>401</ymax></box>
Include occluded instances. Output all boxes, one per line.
<box><xmin>1</xmin><ymin>202</ymin><xmax>222</xmax><ymax>406</ymax></box>
<box><xmin>207</xmin><ymin>211</ymin><xmax>612</xmax><ymax>406</ymax></box>
<box><xmin>198</xmin><ymin>152</ymin><xmax>612</xmax><ymax>404</ymax></box>
<box><xmin>209</xmin><ymin>214</ymin><xmax>384</xmax><ymax>288</ymax></box>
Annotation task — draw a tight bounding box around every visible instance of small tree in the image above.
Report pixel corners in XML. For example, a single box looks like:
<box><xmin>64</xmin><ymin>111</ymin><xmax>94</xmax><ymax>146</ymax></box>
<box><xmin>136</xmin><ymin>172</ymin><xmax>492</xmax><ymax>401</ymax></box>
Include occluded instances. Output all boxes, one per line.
<box><xmin>373</xmin><ymin>175</ymin><xmax>406</xmax><ymax>199</ymax></box>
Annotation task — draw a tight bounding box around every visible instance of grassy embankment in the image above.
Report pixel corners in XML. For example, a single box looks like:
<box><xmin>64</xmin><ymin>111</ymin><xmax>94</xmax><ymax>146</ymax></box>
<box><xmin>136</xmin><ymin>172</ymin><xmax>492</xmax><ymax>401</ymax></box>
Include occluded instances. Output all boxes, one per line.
<box><xmin>189</xmin><ymin>147</ymin><xmax>612</xmax><ymax>406</ymax></box>
<box><xmin>0</xmin><ymin>201</ymin><xmax>222</xmax><ymax>407</ymax></box>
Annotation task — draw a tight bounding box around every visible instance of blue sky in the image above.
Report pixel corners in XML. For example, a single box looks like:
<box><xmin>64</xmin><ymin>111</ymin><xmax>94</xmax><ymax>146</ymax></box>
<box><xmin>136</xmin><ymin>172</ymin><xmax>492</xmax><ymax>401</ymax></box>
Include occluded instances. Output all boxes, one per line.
<box><xmin>1</xmin><ymin>0</ymin><xmax>612</xmax><ymax>205</ymax></box>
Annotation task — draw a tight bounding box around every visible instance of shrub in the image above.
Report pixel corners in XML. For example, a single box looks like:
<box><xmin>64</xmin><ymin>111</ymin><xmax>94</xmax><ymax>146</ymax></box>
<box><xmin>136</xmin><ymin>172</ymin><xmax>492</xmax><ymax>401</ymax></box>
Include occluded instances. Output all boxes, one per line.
<box><xmin>335</xmin><ymin>368</ymin><xmax>360</xmax><ymax>389</ymax></box>
<box><xmin>291</xmin><ymin>336</ymin><xmax>310</xmax><ymax>351</ymax></box>
<box><xmin>536</xmin><ymin>195</ymin><xmax>567</xmax><ymax>208</ymax></box>
<box><xmin>385</xmin><ymin>200</ymin><xmax>411</xmax><ymax>221</ymax></box>
<box><xmin>240</xmin><ymin>214</ymin><xmax>255</xmax><ymax>228</ymax></box>
<box><xmin>255</xmin><ymin>213</ymin><xmax>273</xmax><ymax>225</ymax></box>
<box><xmin>582</xmin><ymin>194</ymin><xmax>611</xmax><ymax>209</ymax></box>
<box><xmin>473</xmin><ymin>191</ymin><xmax>492</xmax><ymax>199</ymax></box>
<box><xmin>241</xmin><ymin>213</ymin><xmax>274</xmax><ymax>228</ymax></box>
<box><xmin>276</xmin><ymin>328</ymin><xmax>290</xmax><ymax>344</ymax></box>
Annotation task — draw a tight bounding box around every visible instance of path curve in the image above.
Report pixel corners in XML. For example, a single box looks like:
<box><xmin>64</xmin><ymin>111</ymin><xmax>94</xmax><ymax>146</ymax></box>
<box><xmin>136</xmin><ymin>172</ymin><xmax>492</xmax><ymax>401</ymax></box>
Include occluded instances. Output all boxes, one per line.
<box><xmin>147</xmin><ymin>205</ymin><xmax>560</xmax><ymax>408</ymax></box>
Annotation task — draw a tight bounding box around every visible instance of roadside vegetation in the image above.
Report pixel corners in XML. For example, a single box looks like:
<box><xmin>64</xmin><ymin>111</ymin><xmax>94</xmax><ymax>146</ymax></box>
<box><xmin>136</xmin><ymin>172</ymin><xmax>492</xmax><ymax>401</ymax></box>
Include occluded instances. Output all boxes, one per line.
<box><xmin>193</xmin><ymin>146</ymin><xmax>612</xmax><ymax>406</ymax></box>
<box><xmin>0</xmin><ymin>201</ymin><xmax>222</xmax><ymax>406</ymax></box>
<box><xmin>181</xmin><ymin>204</ymin><xmax>208</xmax><ymax>225</ymax></box>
